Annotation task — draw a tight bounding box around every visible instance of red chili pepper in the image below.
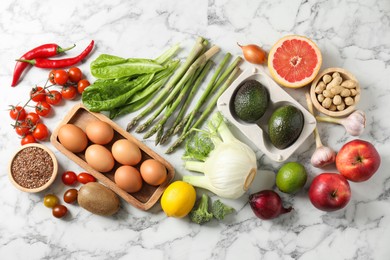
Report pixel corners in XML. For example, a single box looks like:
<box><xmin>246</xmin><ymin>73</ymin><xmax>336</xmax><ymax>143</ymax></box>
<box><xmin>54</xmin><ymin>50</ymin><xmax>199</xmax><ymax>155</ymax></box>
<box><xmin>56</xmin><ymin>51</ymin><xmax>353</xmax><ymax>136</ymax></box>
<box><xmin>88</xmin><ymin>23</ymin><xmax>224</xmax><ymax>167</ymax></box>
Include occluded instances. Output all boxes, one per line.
<box><xmin>18</xmin><ymin>40</ymin><xmax>94</xmax><ymax>69</ymax></box>
<box><xmin>11</xmin><ymin>43</ymin><xmax>76</xmax><ymax>87</ymax></box>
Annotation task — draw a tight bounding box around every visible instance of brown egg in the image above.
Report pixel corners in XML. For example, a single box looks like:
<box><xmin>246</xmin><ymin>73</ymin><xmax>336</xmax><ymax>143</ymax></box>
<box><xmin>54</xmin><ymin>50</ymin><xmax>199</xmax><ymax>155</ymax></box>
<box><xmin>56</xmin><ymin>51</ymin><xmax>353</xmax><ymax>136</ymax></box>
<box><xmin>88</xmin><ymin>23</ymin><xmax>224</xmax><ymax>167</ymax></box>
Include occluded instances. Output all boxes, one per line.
<box><xmin>111</xmin><ymin>139</ymin><xmax>142</xmax><ymax>166</ymax></box>
<box><xmin>85</xmin><ymin>144</ymin><xmax>115</xmax><ymax>173</ymax></box>
<box><xmin>140</xmin><ymin>159</ymin><xmax>167</xmax><ymax>186</ymax></box>
<box><xmin>58</xmin><ymin>124</ymin><xmax>88</xmax><ymax>153</ymax></box>
<box><xmin>114</xmin><ymin>165</ymin><xmax>142</xmax><ymax>193</ymax></box>
<box><xmin>85</xmin><ymin>120</ymin><xmax>114</xmax><ymax>145</ymax></box>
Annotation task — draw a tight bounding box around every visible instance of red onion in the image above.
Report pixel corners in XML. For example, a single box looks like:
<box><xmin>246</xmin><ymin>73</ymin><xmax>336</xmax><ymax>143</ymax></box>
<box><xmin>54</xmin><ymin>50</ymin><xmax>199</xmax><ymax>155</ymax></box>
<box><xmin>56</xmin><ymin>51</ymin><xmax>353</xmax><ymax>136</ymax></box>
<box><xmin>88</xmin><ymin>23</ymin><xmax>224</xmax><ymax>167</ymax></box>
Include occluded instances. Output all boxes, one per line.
<box><xmin>249</xmin><ymin>190</ymin><xmax>292</xmax><ymax>220</ymax></box>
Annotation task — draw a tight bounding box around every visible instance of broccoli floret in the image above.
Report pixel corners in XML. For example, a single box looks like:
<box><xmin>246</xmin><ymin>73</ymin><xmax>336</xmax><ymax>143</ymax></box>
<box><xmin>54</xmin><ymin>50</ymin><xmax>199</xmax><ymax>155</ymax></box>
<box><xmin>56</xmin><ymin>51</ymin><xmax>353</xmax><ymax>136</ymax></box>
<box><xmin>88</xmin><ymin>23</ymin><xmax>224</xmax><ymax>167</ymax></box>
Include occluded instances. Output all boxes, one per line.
<box><xmin>211</xmin><ymin>199</ymin><xmax>235</xmax><ymax>220</ymax></box>
<box><xmin>189</xmin><ymin>194</ymin><xmax>213</xmax><ymax>224</ymax></box>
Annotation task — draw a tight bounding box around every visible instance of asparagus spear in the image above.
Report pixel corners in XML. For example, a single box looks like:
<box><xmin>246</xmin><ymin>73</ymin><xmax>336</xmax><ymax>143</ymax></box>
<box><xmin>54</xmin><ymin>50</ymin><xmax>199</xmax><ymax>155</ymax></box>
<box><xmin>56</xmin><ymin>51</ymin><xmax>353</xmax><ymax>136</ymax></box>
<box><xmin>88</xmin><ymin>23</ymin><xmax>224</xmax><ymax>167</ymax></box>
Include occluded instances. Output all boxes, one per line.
<box><xmin>166</xmin><ymin>66</ymin><xmax>241</xmax><ymax>154</ymax></box>
<box><xmin>126</xmin><ymin>37</ymin><xmax>206</xmax><ymax>131</ymax></box>
<box><xmin>159</xmin><ymin>61</ymin><xmax>212</xmax><ymax>144</ymax></box>
<box><xmin>143</xmin><ymin>60</ymin><xmax>214</xmax><ymax>140</ymax></box>
<box><xmin>155</xmin><ymin>44</ymin><xmax>180</xmax><ymax>64</ymax></box>
<box><xmin>181</xmin><ymin>53</ymin><xmax>232</xmax><ymax>134</ymax></box>
<box><xmin>175</xmin><ymin>56</ymin><xmax>242</xmax><ymax>135</ymax></box>
<box><xmin>211</xmin><ymin>56</ymin><xmax>243</xmax><ymax>92</ymax></box>
<box><xmin>135</xmin><ymin>45</ymin><xmax>220</xmax><ymax>133</ymax></box>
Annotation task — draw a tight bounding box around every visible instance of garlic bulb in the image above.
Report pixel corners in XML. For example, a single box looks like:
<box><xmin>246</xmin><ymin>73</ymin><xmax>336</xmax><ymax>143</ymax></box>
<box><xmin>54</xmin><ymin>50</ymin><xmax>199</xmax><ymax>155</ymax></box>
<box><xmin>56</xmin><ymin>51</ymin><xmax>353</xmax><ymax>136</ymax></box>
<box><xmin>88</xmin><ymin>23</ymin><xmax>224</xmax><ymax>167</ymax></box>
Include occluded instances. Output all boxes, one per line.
<box><xmin>316</xmin><ymin>110</ymin><xmax>366</xmax><ymax>136</ymax></box>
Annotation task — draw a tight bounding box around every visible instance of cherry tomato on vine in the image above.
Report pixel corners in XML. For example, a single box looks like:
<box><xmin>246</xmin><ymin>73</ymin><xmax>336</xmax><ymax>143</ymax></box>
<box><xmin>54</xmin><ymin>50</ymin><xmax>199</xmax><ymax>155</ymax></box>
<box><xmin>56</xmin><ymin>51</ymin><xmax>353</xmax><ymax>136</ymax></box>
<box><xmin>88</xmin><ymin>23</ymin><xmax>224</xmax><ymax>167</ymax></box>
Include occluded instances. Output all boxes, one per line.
<box><xmin>61</xmin><ymin>86</ymin><xmax>77</xmax><ymax>100</ymax></box>
<box><xmin>53</xmin><ymin>70</ymin><xmax>69</xmax><ymax>85</ymax></box>
<box><xmin>49</xmin><ymin>70</ymin><xmax>56</xmax><ymax>84</ymax></box>
<box><xmin>77</xmin><ymin>79</ymin><xmax>90</xmax><ymax>94</ymax></box>
<box><xmin>43</xmin><ymin>194</ymin><xmax>59</xmax><ymax>208</ymax></box>
<box><xmin>63</xmin><ymin>189</ymin><xmax>78</xmax><ymax>204</ymax></box>
<box><xmin>9</xmin><ymin>106</ymin><xmax>26</xmax><ymax>121</ymax></box>
<box><xmin>77</xmin><ymin>172</ymin><xmax>96</xmax><ymax>184</ymax></box>
<box><xmin>52</xmin><ymin>204</ymin><xmax>68</xmax><ymax>218</ymax></box>
<box><xmin>21</xmin><ymin>134</ymin><xmax>36</xmax><ymax>145</ymax></box>
<box><xmin>35</xmin><ymin>101</ymin><xmax>52</xmax><ymax>117</ymax></box>
<box><xmin>68</xmin><ymin>67</ymin><xmax>82</xmax><ymax>83</ymax></box>
<box><xmin>25</xmin><ymin>112</ymin><xmax>40</xmax><ymax>126</ymax></box>
<box><xmin>30</xmin><ymin>86</ymin><xmax>47</xmax><ymax>102</ymax></box>
<box><xmin>32</xmin><ymin>123</ymin><xmax>49</xmax><ymax>140</ymax></box>
<box><xmin>46</xmin><ymin>90</ymin><xmax>62</xmax><ymax>105</ymax></box>
<box><xmin>15</xmin><ymin>121</ymin><xmax>31</xmax><ymax>136</ymax></box>
<box><xmin>62</xmin><ymin>171</ymin><xmax>78</xmax><ymax>186</ymax></box>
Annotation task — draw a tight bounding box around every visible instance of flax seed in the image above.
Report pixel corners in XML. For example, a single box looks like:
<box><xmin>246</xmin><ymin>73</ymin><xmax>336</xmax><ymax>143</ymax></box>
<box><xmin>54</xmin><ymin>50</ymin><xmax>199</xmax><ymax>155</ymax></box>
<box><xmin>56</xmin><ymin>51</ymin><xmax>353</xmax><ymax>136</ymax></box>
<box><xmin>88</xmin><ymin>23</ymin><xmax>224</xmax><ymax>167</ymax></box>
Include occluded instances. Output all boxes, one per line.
<box><xmin>11</xmin><ymin>146</ymin><xmax>53</xmax><ymax>189</ymax></box>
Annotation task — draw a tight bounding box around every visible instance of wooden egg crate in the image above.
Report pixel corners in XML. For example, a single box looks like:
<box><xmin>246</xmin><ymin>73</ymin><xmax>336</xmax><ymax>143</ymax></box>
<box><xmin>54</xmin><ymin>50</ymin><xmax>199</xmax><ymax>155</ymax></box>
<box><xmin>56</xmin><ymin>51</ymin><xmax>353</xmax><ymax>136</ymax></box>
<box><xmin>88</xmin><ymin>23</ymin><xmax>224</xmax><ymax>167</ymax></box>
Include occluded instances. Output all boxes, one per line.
<box><xmin>50</xmin><ymin>103</ymin><xmax>175</xmax><ymax>211</ymax></box>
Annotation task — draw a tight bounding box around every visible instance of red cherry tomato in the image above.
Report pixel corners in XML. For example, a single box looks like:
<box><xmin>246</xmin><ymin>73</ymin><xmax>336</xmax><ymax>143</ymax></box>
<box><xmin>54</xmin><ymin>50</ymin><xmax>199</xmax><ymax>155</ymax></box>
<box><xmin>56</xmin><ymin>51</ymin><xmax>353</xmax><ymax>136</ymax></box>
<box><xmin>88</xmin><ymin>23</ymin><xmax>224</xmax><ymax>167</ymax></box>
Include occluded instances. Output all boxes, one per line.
<box><xmin>10</xmin><ymin>106</ymin><xmax>26</xmax><ymax>121</ymax></box>
<box><xmin>46</xmin><ymin>90</ymin><xmax>62</xmax><ymax>105</ymax></box>
<box><xmin>15</xmin><ymin>121</ymin><xmax>31</xmax><ymax>136</ymax></box>
<box><xmin>35</xmin><ymin>101</ymin><xmax>52</xmax><ymax>117</ymax></box>
<box><xmin>30</xmin><ymin>86</ymin><xmax>47</xmax><ymax>102</ymax></box>
<box><xmin>32</xmin><ymin>123</ymin><xmax>49</xmax><ymax>140</ymax></box>
<box><xmin>77</xmin><ymin>172</ymin><xmax>96</xmax><ymax>184</ymax></box>
<box><xmin>62</xmin><ymin>171</ymin><xmax>78</xmax><ymax>186</ymax></box>
<box><xmin>63</xmin><ymin>189</ymin><xmax>78</xmax><ymax>204</ymax></box>
<box><xmin>21</xmin><ymin>134</ymin><xmax>36</xmax><ymax>145</ymax></box>
<box><xmin>52</xmin><ymin>204</ymin><xmax>68</xmax><ymax>218</ymax></box>
<box><xmin>54</xmin><ymin>70</ymin><xmax>69</xmax><ymax>85</ymax></box>
<box><xmin>68</xmin><ymin>67</ymin><xmax>82</xmax><ymax>83</ymax></box>
<box><xmin>77</xmin><ymin>79</ymin><xmax>90</xmax><ymax>94</ymax></box>
<box><xmin>49</xmin><ymin>70</ymin><xmax>56</xmax><ymax>84</ymax></box>
<box><xmin>61</xmin><ymin>86</ymin><xmax>77</xmax><ymax>100</ymax></box>
<box><xmin>25</xmin><ymin>112</ymin><xmax>40</xmax><ymax>126</ymax></box>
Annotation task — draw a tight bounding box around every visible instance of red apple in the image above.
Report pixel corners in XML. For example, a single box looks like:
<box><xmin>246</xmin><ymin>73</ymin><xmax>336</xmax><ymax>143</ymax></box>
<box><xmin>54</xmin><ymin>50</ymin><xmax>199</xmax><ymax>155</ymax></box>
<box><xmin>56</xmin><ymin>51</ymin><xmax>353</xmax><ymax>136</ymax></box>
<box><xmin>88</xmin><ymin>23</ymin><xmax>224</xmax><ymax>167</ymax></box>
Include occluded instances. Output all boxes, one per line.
<box><xmin>309</xmin><ymin>173</ymin><xmax>351</xmax><ymax>212</ymax></box>
<box><xmin>336</xmin><ymin>139</ymin><xmax>381</xmax><ymax>182</ymax></box>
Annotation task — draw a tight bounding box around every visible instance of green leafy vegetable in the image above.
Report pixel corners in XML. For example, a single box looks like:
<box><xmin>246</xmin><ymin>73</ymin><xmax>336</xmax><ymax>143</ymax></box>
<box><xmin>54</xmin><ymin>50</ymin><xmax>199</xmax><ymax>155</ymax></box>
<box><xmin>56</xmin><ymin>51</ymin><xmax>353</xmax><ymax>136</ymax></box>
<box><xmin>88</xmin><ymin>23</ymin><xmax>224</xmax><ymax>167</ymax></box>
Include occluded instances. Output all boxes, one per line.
<box><xmin>82</xmin><ymin>73</ymin><xmax>155</xmax><ymax>112</ymax></box>
<box><xmin>183</xmin><ymin>130</ymin><xmax>214</xmax><ymax>162</ymax></box>
<box><xmin>91</xmin><ymin>54</ymin><xmax>164</xmax><ymax>79</ymax></box>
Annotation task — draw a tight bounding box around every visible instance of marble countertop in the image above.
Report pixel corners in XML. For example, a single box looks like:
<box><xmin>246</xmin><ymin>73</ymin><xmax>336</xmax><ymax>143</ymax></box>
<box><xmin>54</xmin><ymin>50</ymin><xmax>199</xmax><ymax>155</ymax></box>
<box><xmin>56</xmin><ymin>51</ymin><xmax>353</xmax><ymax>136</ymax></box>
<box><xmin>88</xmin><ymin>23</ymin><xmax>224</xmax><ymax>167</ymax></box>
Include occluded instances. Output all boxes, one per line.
<box><xmin>1</xmin><ymin>0</ymin><xmax>389</xmax><ymax>259</ymax></box>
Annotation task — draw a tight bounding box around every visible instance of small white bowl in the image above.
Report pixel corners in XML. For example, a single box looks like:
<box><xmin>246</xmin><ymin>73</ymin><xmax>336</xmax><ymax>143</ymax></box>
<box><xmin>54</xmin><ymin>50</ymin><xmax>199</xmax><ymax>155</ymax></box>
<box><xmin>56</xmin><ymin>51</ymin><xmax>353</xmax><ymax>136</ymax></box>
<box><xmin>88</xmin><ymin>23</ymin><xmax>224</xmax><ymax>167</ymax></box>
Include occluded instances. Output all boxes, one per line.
<box><xmin>217</xmin><ymin>66</ymin><xmax>316</xmax><ymax>162</ymax></box>
<box><xmin>8</xmin><ymin>143</ymin><xmax>58</xmax><ymax>193</ymax></box>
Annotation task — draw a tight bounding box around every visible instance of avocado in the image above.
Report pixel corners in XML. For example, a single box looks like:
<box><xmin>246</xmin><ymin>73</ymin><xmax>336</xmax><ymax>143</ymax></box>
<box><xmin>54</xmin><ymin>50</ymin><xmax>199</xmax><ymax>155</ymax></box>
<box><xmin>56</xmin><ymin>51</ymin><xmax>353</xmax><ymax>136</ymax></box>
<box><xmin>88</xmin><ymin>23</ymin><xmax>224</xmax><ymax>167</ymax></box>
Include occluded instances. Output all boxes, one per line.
<box><xmin>268</xmin><ymin>105</ymin><xmax>304</xmax><ymax>149</ymax></box>
<box><xmin>232</xmin><ymin>80</ymin><xmax>269</xmax><ymax>123</ymax></box>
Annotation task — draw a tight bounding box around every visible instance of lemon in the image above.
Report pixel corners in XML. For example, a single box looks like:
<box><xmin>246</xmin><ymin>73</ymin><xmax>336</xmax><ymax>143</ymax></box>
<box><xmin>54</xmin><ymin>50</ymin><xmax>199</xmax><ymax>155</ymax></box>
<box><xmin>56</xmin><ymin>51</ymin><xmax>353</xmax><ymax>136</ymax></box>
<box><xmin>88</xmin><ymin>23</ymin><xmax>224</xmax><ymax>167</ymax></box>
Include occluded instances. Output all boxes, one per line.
<box><xmin>276</xmin><ymin>162</ymin><xmax>307</xmax><ymax>194</ymax></box>
<box><xmin>161</xmin><ymin>181</ymin><xmax>196</xmax><ymax>218</ymax></box>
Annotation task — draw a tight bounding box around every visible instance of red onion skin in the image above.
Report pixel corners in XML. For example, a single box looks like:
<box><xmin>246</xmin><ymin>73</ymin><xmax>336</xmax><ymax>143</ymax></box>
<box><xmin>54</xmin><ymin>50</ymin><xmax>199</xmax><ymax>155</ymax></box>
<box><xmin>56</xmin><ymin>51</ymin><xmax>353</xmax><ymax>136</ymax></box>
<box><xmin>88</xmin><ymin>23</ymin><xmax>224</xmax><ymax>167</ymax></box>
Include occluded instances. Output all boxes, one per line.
<box><xmin>249</xmin><ymin>190</ymin><xmax>292</xmax><ymax>220</ymax></box>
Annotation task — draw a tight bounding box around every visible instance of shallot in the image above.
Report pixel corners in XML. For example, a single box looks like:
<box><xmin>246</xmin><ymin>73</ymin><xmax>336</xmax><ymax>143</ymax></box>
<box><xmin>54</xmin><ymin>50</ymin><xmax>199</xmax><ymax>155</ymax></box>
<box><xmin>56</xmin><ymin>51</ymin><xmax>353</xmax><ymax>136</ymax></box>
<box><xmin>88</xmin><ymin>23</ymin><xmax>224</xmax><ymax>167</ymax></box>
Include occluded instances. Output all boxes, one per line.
<box><xmin>237</xmin><ymin>43</ymin><xmax>266</xmax><ymax>64</ymax></box>
<box><xmin>316</xmin><ymin>110</ymin><xmax>366</xmax><ymax>136</ymax></box>
<box><xmin>249</xmin><ymin>190</ymin><xmax>292</xmax><ymax>220</ymax></box>
<box><xmin>306</xmin><ymin>93</ymin><xmax>336</xmax><ymax>168</ymax></box>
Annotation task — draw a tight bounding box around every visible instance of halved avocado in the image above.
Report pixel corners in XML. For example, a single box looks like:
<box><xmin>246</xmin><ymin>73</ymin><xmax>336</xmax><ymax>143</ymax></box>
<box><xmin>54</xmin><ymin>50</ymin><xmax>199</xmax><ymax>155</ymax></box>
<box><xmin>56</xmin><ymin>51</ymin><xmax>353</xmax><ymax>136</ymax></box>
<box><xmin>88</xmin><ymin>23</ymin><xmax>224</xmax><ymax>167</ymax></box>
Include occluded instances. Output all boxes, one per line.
<box><xmin>268</xmin><ymin>105</ymin><xmax>304</xmax><ymax>149</ymax></box>
<box><xmin>232</xmin><ymin>80</ymin><xmax>269</xmax><ymax>123</ymax></box>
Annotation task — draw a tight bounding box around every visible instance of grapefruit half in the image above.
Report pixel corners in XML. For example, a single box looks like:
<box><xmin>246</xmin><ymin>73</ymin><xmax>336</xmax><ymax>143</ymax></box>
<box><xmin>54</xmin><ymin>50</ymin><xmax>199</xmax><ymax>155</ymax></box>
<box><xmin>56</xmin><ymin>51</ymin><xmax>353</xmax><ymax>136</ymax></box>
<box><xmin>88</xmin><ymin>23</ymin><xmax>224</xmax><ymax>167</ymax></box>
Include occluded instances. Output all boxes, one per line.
<box><xmin>268</xmin><ymin>35</ymin><xmax>322</xmax><ymax>88</ymax></box>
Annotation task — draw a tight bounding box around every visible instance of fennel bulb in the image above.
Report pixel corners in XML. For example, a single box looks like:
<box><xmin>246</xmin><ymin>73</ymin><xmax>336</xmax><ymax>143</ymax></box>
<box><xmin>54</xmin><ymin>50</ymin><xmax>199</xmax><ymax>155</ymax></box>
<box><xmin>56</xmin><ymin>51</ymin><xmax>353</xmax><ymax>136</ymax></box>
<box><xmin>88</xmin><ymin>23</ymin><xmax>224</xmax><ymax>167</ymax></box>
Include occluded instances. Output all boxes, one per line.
<box><xmin>183</xmin><ymin>112</ymin><xmax>257</xmax><ymax>199</ymax></box>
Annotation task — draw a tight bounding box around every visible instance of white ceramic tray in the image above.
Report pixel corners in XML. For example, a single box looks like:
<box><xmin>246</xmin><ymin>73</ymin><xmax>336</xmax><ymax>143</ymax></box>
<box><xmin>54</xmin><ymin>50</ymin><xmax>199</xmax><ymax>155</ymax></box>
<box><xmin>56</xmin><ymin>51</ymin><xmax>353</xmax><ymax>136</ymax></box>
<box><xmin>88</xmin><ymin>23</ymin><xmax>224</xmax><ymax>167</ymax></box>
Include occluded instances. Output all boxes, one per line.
<box><xmin>217</xmin><ymin>67</ymin><xmax>316</xmax><ymax>162</ymax></box>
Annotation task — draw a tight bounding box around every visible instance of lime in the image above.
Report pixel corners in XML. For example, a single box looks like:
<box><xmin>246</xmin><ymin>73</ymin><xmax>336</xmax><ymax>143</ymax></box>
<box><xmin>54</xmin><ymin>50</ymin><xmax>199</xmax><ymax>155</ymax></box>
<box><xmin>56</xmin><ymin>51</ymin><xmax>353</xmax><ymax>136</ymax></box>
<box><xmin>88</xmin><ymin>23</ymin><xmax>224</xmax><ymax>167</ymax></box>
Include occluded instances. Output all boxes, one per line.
<box><xmin>276</xmin><ymin>162</ymin><xmax>307</xmax><ymax>194</ymax></box>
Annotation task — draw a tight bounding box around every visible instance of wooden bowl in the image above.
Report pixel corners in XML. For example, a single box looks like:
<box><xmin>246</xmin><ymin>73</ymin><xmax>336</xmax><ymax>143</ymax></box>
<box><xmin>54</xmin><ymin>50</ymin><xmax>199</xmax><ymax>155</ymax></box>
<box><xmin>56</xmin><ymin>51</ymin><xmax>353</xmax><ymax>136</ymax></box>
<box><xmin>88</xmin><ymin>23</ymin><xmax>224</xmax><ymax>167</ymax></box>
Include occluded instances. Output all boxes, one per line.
<box><xmin>50</xmin><ymin>104</ymin><xmax>175</xmax><ymax>211</ymax></box>
<box><xmin>310</xmin><ymin>67</ymin><xmax>360</xmax><ymax>117</ymax></box>
<box><xmin>8</xmin><ymin>143</ymin><xmax>58</xmax><ymax>193</ymax></box>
